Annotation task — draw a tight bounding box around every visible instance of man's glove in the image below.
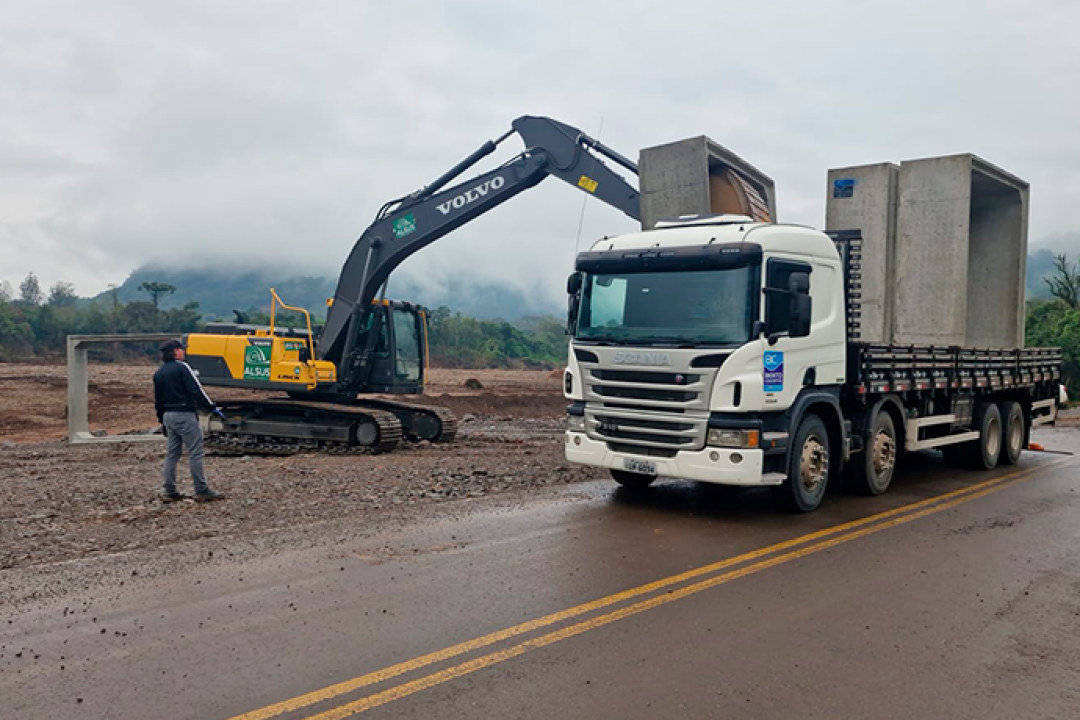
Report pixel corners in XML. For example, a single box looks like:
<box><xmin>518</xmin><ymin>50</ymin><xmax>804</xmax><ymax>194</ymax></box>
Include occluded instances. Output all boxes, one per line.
<box><xmin>160</xmin><ymin>424</ymin><xmax>168</xmax><ymax>438</ymax></box>
<box><xmin>211</xmin><ymin>406</ymin><xmax>227</xmax><ymax>420</ymax></box>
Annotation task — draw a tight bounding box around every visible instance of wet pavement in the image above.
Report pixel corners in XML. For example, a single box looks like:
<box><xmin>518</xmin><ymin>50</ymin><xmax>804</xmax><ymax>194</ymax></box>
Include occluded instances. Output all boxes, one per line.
<box><xmin>3</xmin><ymin>427</ymin><xmax>1079</xmax><ymax>719</ymax></box>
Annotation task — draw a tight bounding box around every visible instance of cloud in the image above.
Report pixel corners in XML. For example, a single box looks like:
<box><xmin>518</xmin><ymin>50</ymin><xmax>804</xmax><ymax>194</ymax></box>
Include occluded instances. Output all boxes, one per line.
<box><xmin>2</xmin><ymin>0</ymin><xmax>1079</xmax><ymax>304</ymax></box>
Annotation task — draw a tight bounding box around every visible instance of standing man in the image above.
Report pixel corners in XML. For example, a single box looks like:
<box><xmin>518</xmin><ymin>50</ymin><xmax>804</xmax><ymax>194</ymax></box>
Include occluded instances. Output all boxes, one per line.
<box><xmin>154</xmin><ymin>338</ymin><xmax>224</xmax><ymax>502</ymax></box>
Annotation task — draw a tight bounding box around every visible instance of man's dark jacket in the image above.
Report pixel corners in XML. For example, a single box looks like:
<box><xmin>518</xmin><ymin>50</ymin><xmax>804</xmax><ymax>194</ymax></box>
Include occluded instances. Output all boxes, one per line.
<box><xmin>153</xmin><ymin>360</ymin><xmax>215</xmax><ymax>423</ymax></box>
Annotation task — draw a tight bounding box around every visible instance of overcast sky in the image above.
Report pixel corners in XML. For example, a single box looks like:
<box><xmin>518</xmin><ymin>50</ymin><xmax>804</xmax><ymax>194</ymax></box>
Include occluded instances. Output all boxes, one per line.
<box><xmin>3</xmin><ymin>0</ymin><xmax>1079</xmax><ymax>307</ymax></box>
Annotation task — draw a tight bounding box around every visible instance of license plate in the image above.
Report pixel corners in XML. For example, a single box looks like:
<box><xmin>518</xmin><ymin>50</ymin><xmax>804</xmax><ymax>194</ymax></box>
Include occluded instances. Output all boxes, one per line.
<box><xmin>623</xmin><ymin>457</ymin><xmax>657</xmax><ymax>475</ymax></box>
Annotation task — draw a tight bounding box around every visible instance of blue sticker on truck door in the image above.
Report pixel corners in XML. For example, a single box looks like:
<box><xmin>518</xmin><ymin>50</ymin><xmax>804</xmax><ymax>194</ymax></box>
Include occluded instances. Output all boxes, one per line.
<box><xmin>764</xmin><ymin>351</ymin><xmax>784</xmax><ymax>392</ymax></box>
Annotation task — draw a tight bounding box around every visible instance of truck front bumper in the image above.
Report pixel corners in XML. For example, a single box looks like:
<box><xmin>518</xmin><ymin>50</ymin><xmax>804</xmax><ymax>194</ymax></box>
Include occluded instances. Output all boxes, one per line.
<box><xmin>565</xmin><ymin>432</ymin><xmax>780</xmax><ymax>486</ymax></box>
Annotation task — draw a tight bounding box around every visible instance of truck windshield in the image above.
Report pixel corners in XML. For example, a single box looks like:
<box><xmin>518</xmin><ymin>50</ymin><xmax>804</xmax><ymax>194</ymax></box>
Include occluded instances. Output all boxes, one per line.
<box><xmin>576</xmin><ymin>267</ymin><xmax>757</xmax><ymax>345</ymax></box>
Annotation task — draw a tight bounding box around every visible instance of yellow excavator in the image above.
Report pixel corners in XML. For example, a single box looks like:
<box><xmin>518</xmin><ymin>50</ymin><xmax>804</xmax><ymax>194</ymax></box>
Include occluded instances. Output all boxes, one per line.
<box><xmin>182</xmin><ymin>116</ymin><xmax>644</xmax><ymax>455</ymax></box>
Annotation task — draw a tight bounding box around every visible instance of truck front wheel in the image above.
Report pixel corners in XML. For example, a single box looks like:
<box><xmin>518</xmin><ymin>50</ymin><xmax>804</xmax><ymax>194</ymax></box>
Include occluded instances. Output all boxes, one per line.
<box><xmin>775</xmin><ymin>414</ymin><xmax>830</xmax><ymax>513</ymax></box>
<box><xmin>847</xmin><ymin>409</ymin><xmax>897</xmax><ymax>496</ymax></box>
<box><xmin>610</xmin><ymin>469</ymin><xmax>656</xmax><ymax>489</ymax></box>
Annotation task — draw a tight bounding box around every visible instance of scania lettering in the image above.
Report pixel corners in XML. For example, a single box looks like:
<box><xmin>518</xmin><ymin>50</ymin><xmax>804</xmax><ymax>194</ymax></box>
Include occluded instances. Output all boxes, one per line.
<box><xmin>612</xmin><ymin>351</ymin><xmax>672</xmax><ymax>366</ymax></box>
<box><xmin>563</xmin><ymin>215</ymin><xmax>1061</xmax><ymax>512</ymax></box>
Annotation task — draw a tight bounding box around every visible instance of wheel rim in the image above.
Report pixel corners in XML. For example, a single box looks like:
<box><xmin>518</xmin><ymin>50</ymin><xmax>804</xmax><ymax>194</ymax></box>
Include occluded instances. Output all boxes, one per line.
<box><xmin>985</xmin><ymin>417</ymin><xmax>1001</xmax><ymax>458</ymax></box>
<box><xmin>1008</xmin><ymin>413</ymin><xmax>1023</xmax><ymax>454</ymax></box>
<box><xmin>800</xmin><ymin>433</ymin><xmax>829</xmax><ymax>493</ymax></box>
<box><xmin>873</xmin><ymin>428</ymin><xmax>896</xmax><ymax>478</ymax></box>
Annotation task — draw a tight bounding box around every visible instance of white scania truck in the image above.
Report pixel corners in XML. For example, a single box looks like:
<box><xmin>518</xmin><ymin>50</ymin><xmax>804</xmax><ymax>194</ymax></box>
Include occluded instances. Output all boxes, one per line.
<box><xmin>563</xmin><ymin>215</ymin><xmax>1061</xmax><ymax>512</ymax></box>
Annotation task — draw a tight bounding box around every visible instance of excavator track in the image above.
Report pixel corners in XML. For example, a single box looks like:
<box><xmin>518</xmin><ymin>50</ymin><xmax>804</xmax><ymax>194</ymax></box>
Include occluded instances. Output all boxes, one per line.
<box><xmin>359</xmin><ymin>399</ymin><xmax>458</xmax><ymax>444</ymax></box>
<box><xmin>204</xmin><ymin>399</ymin><xmax>403</xmax><ymax>457</ymax></box>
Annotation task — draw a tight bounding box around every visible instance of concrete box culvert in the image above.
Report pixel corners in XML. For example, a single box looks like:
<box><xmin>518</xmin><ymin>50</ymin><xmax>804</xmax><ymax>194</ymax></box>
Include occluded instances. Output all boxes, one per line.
<box><xmin>827</xmin><ymin>154</ymin><xmax>1028</xmax><ymax>348</ymax></box>
<box><xmin>639</xmin><ymin>136</ymin><xmax>777</xmax><ymax>229</ymax></box>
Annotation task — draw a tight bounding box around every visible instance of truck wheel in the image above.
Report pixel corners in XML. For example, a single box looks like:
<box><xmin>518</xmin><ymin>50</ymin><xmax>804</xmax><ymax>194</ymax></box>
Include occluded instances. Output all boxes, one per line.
<box><xmin>610</xmin><ymin>469</ymin><xmax>656</xmax><ymax>489</ymax></box>
<box><xmin>775</xmin><ymin>414</ymin><xmax>830</xmax><ymax>513</ymax></box>
<box><xmin>964</xmin><ymin>401</ymin><xmax>1001</xmax><ymax>470</ymax></box>
<box><xmin>847</xmin><ymin>410</ymin><xmax>897</xmax><ymax>496</ymax></box>
<box><xmin>998</xmin><ymin>401</ymin><xmax>1024</xmax><ymax>465</ymax></box>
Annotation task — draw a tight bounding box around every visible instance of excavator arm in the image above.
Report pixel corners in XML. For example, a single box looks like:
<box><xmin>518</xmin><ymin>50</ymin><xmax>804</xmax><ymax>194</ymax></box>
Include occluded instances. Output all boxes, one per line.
<box><xmin>317</xmin><ymin>115</ymin><xmax>641</xmax><ymax>393</ymax></box>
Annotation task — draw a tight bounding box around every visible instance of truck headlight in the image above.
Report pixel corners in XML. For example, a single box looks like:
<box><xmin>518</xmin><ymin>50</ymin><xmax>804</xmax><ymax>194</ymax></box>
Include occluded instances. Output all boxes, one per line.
<box><xmin>567</xmin><ymin>414</ymin><xmax>586</xmax><ymax>432</ymax></box>
<box><xmin>707</xmin><ymin>428</ymin><xmax>759</xmax><ymax>448</ymax></box>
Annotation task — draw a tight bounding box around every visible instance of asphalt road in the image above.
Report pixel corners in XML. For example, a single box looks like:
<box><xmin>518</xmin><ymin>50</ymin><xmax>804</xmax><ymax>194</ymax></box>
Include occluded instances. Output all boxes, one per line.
<box><xmin>4</xmin><ymin>428</ymin><xmax>1080</xmax><ymax>719</ymax></box>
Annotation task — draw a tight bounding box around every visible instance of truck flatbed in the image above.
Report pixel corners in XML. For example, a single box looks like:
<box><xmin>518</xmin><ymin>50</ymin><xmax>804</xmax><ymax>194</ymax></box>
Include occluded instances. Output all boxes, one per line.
<box><xmin>849</xmin><ymin>344</ymin><xmax>1061</xmax><ymax>395</ymax></box>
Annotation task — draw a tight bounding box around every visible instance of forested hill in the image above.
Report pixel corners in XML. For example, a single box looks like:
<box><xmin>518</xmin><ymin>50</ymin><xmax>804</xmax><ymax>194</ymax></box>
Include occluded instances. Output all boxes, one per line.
<box><xmin>91</xmin><ymin>266</ymin><xmax>563</xmax><ymax>322</ymax></box>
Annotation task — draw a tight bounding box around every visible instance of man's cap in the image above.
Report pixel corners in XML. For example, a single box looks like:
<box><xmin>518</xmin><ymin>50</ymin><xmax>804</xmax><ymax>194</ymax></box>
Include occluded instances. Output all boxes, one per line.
<box><xmin>160</xmin><ymin>338</ymin><xmax>185</xmax><ymax>353</ymax></box>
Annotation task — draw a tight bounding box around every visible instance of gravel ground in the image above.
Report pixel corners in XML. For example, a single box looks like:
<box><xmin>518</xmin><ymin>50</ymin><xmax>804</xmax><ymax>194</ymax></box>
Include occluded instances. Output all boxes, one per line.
<box><xmin>0</xmin><ymin>364</ymin><xmax>596</xmax><ymax>573</ymax></box>
<box><xmin>3</xmin><ymin>361</ymin><xmax>1074</xmax><ymax>587</ymax></box>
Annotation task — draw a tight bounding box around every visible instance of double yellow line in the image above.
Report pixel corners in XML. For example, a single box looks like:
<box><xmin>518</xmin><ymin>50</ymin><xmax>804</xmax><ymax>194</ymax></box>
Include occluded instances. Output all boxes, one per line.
<box><xmin>230</xmin><ymin>457</ymin><xmax>1072</xmax><ymax>720</ymax></box>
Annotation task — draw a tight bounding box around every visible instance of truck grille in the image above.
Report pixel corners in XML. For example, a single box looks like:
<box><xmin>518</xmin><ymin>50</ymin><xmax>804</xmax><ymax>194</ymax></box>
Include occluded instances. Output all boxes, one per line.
<box><xmin>584</xmin><ymin>367</ymin><xmax>709</xmax><ymax>411</ymax></box>
<box><xmin>588</xmin><ymin>412</ymin><xmax>701</xmax><ymax>448</ymax></box>
<box><xmin>593</xmin><ymin>386</ymin><xmax>696</xmax><ymax>403</ymax></box>
<box><xmin>578</xmin><ymin>358</ymin><xmax>724</xmax><ymax>453</ymax></box>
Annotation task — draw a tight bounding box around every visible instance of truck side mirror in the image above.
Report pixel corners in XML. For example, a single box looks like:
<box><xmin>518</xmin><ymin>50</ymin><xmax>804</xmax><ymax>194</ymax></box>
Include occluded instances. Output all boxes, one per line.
<box><xmin>566</xmin><ymin>272</ymin><xmax>583</xmax><ymax>335</ymax></box>
<box><xmin>788</xmin><ymin>272</ymin><xmax>812</xmax><ymax>338</ymax></box>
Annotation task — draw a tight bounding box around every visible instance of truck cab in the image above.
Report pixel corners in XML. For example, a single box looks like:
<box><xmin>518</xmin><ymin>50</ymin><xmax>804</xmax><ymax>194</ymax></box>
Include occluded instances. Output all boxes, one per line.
<box><xmin>565</xmin><ymin>213</ymin><xmax>1062</xmax><ymax>513</ymax></box>
<box><xmin>565</xmin><ymin>214</ymin><xmax>846</xmax><ymax>497</ymax></box>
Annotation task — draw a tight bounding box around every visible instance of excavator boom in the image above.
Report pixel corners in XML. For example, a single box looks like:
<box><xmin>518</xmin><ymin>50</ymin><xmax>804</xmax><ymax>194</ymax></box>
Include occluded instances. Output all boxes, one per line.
<box><xmin>319</xmin><ymin>115</ymin><xmax>640</xmax><ymax>392</ymax></box>
<box><xmin>188</xmin><ymin>114</ymin><xmax>641</xmax><ymax>455</ymax></box>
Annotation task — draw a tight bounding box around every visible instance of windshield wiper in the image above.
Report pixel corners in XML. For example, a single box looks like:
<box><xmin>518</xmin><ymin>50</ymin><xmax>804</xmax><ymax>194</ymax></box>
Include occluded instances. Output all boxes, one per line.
<box><xmin>644</xmin><ymin>338</ymin><xmax>697</xmax><ymax>348</ymax></box>
<box><xmin>644</xmin><ymin>336</ymin><xmax>744</xmax><ymax>347</ymax></box>
<box><xmin>640</xmin><ymin>335</ymin><xmax>710</xmax><ymax>345</ymax></box>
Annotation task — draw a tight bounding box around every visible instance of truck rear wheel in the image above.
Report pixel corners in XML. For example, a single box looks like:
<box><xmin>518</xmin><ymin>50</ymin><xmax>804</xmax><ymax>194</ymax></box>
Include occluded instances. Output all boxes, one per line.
<box><xmin>610</xmin><ymin>469</ymin><xmax>656</xmax><ymax>489</ymax></box>
<box><xmin>846</xmin><ymin>409</ymin><xmax>897</xmax><ymax>496</ymax></box>
<box><xmin>998</xmin><ymin>401</ymin><xmax>1024</xmax><ymax>465</ymax></box>
<box><xmin>964</xmin><ymin>401</ymin><xmax>1001</xmax><ymax>470</ymax></box>
<box><xmin>775</xmin><ymin>414</ymin><xmax>830</xmax><ymax>513</ymax></box>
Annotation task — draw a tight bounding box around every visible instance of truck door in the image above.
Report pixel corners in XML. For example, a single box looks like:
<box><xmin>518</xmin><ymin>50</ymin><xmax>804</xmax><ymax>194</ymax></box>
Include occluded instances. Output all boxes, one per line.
<box><xmin>762</xmin><ymin>257</ymin><xmax>816</xmax><ymax>410</ymax></box>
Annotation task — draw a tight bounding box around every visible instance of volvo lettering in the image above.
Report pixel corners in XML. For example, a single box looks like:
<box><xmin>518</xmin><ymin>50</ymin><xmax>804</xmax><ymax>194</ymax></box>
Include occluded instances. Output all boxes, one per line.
<box><xmin>435</xmin><ymin>176</ymin><xmax>506</xmax><ymax>215</ymax></box>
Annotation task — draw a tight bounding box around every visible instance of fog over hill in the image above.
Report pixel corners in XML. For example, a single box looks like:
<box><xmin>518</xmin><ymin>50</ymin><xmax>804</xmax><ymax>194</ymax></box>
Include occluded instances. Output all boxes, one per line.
<box><xmin>76</xmin><ymin>238</ymin><xmax>1074</xmax><ymax>324</ymax></box>
<box><xmin>1030</xmin><ymin>232</ymin><xmax>1080</xmax><ymax>258</ymax></box>
<box><xmin>1028</xmin><ymin>232</ymin><xmax>1080</xmax><ymax>300</ymax></box>
<box><xmin>67</xmin><ymin>229</ymin><xmax>1080</xmax><ymax>321</ymax></box>
<box><xmin>91</xmin><ymin>264</ymin><xmax>565</xmax><ymax>322</ymax></box>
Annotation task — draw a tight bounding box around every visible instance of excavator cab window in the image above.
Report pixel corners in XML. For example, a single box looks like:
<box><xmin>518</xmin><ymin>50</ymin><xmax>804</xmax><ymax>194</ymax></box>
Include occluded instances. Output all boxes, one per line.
<box><xmin>374</xmin><ymin>311</ymin><xmax>391</xmax><ymax>357</ymax></box>
<box><xmin>392</xmin><ymin>308</ymin><xmax>422</xmax><ymax>382</ymax></box>
<box><xmin>351</xmin><ymin>309</ymin><xmax>391</xmax><ymax>358</ymax></box>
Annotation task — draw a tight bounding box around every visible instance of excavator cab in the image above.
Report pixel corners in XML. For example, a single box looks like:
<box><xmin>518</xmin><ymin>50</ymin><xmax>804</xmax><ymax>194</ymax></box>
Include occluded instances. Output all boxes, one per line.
<box><xmin>186</xmin><ymin>292</ymin><xmax>428</xmax><ymax>396</ymax></box>
<box><xmin>356</xmin><ymin>300</ymin><xmax>427</xmax><ymax>394</ymax></box>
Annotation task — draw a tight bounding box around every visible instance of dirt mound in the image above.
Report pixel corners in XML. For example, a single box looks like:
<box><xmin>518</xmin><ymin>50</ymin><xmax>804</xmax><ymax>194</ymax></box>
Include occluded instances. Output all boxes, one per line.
<box><xmin>411</xmin><ymin>392</ymin><xmax>567</xmax><ymax>419</ymax></box>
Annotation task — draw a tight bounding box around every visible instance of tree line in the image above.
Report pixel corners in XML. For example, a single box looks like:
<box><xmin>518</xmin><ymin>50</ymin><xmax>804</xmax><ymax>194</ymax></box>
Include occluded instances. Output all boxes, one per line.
<box><xmin>0</xmin><ymin>274</ymin><xmax>201</xmax><ymax>360</ymax></box>
<box><xmin>425</xmin><ymin>307</ymin><xmax>568</xmax><ymax>369</ymax></box>
<box><xmin>0</xmin><ymin>273</ymin><xmax>569</xmax><ymax>368</ymax></box>
<box><xmin>1027</xmin><ymin>253</ymin><xmax>1080</xmax><ymax>396</ymax></box>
